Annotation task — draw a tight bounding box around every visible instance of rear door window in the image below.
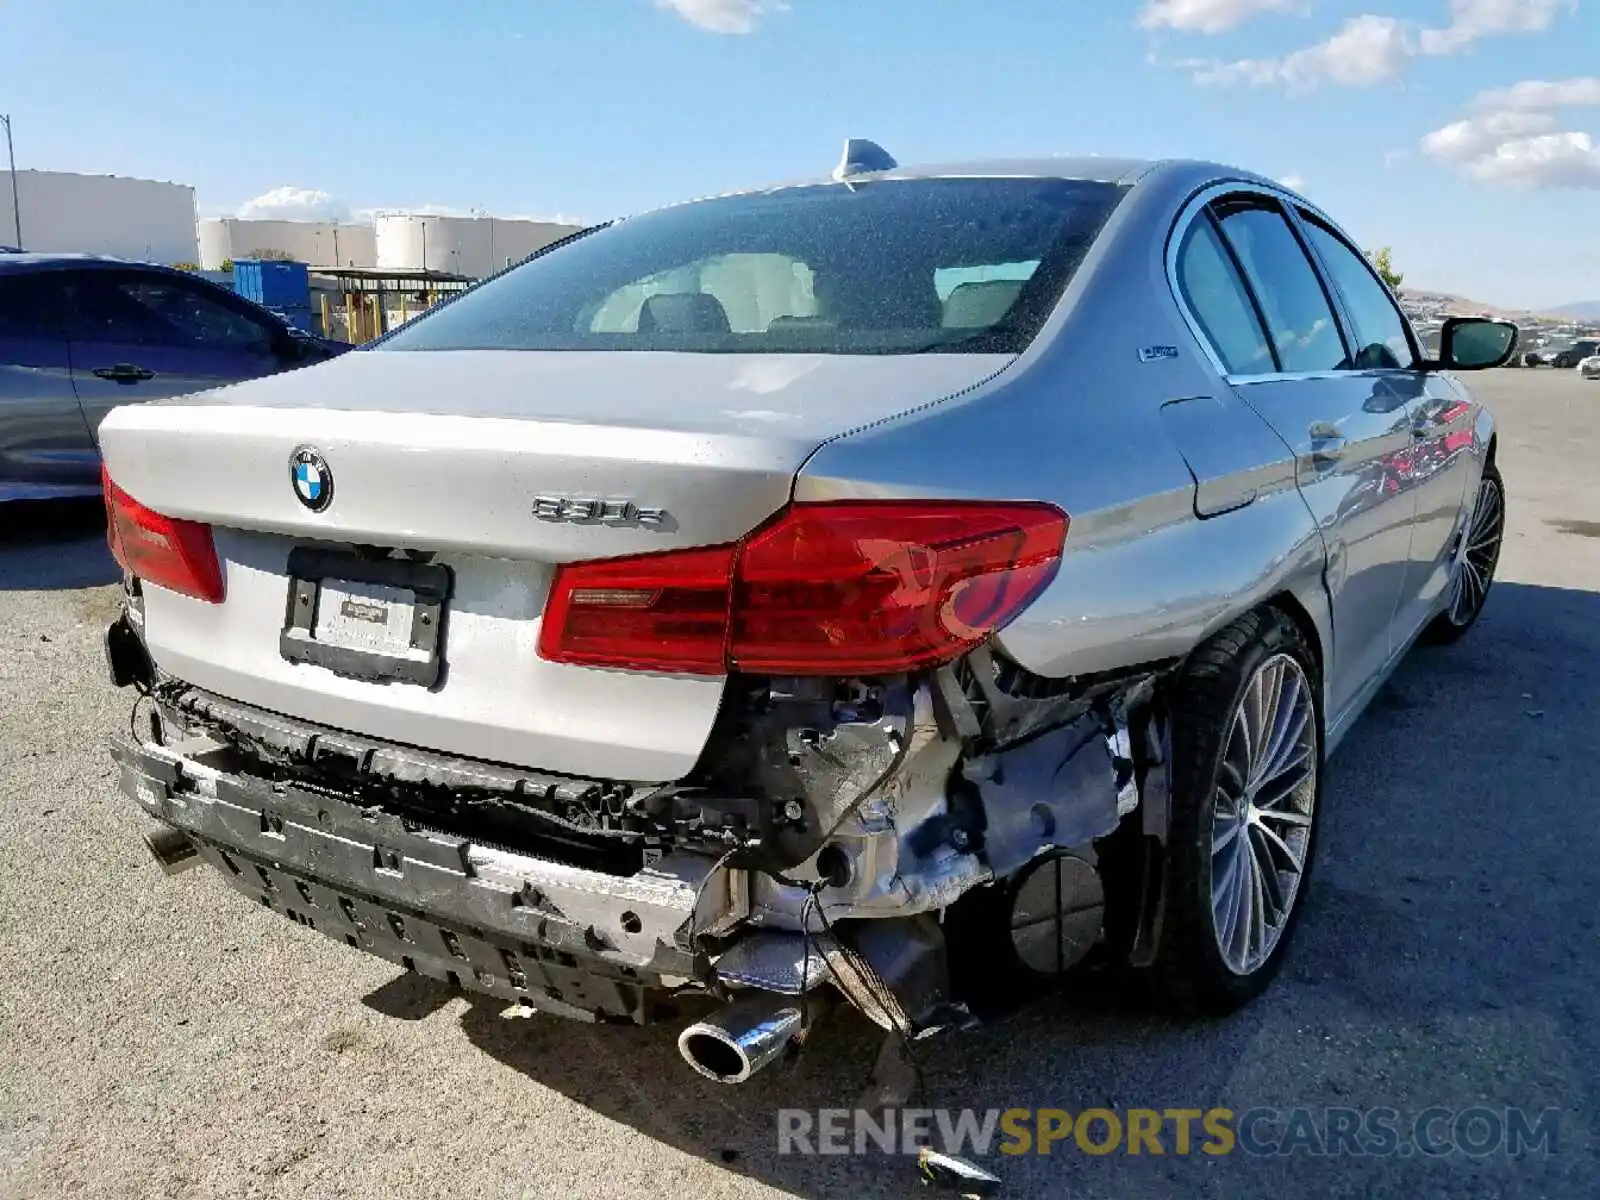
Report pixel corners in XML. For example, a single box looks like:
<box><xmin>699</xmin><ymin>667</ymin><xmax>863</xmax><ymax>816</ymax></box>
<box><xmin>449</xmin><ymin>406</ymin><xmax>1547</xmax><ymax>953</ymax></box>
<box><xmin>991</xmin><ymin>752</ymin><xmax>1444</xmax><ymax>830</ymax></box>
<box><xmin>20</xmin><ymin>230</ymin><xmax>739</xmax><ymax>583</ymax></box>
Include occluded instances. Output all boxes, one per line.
<box><xmin>379</xmin><ymin>177</ymin><xmax>1127</xmax><ymax>355</ymax></box>
<box><xmin>70</xmin><ymin>271</ymin><xmax>278</xmax><ymax>353</ymax></box>
<box><xmin>133</xmin><ymin>277</ymin><xmax>278</xmax><ymax>352</ymax></box>
<box><xmin>1300</xmin><ymin>214</ymin><xmax>1417</xmax><ymax>370</ymax></box>
<box><xmin>1210</xmin><ymin>197</ymin><xmax>1347</xmax><ymax>374</ymax></box>
<box><xmin>0</xmin><ymin>272</ymin><xmax>70</xmax><ymax>342</ymax></box>
<box><xmin>1174</xmin><ymin>216</ymin><xmax>1275</xmax><ymax>375</ymax></box>
<box><xmin>69</xmin><ymin>273</ymin><xmax>184</xmax><ymax>344</ymax></box>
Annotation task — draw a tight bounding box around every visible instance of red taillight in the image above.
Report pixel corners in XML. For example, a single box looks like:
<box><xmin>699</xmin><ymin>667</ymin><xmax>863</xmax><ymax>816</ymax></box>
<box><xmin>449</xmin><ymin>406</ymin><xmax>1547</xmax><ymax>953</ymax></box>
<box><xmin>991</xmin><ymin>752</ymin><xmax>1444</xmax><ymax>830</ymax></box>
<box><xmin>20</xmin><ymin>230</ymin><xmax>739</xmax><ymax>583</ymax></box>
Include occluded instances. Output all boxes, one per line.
<box><xmin>102</xmin><ymin>466</ymin><xmax>225</xmax><ymax>603</ymax></box>
<box><xmin>731</xmin><ymin>502</ymin><xmax>1068</xmax><ymax>674</ymax></box>
<box><xmin>537</xmin><ymin>501</ymin><xmax>1068</xmax><ymax>676</ymax></box>
<box><xmin>537</xmin><ymin>543</ymin><xmax>735</xmax><ymax>674</ymax></box>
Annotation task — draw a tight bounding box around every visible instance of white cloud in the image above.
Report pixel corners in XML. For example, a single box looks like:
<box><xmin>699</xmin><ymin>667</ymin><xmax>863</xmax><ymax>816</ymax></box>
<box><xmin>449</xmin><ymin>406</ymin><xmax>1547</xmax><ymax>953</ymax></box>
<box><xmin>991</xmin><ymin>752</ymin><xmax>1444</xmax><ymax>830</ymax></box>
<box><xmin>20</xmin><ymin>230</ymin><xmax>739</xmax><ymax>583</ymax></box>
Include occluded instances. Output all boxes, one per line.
<box><xmin>1422</xmin><ymin>110</ymin><xmax>1562</xmax><ymax>162</ymax></box>
<box><xmin>1187</xmin><ymin>14</ymin><xmax>1413</xmax><ymax>92</ymax></box>
<box><xmin>360</xmin><ymin>204</ymin><xmax>588</xmax><ymax>226</ymax></box>
<box><xmin>1475</xmin><ymin>77</ymin><xmax>1600</xmax><ymax>111</ymax></box>
<box><xmin>236</xmin><ymin>186</ymin><xmax>352</xmax><ymax>222</ymax></box>
<box><xmin>1138</xmin><ymin>0</ymin><xmax>1308</xmax><ymax>34</ymax></box>
<box><xmin>651</xmin><ymin>0</ymin><xmax>786</xmax><ymax>33</ymax></box>
<box><xmin>366</xmin><ymin>203</ymin><xmax>474</xmax><ymax>219</ymax></box>
<box><xmin>503</xmin><ymin>212</ymin><xmax>589</xmax><ymax>227</ymax></box>
<box><xmin>221</xmin><ymin>194</ymin><xmax>587</xmax><ymax>227</ymax></box>
<box><xmin>1278</xmin><ymin>173</ymin><xmax>1309</xmax><ymax>191</ymax></box>
<box><xmin>1460</xmin><ymin>132</ymin><xmax>1600</xmax><ymax>187</ymax></box>
<box><xmin>1277</xmin><ymin>13</ymin><xmax>1414</xmax><ymax>88</ymax></box>
<box><xmin>1184</xmin><ymin>0</ymin><xmax>1573</xmax><ymax>92</ymax></box>
<box><xmin>1418</xmin><ymin>0</ymin><xmax>1572</xmax><ymax>55</ymax></box>
<box><xmin>1423</xmin><ymin>77</ymin><xmax>1600</xmax><ymax>189</ymax></box>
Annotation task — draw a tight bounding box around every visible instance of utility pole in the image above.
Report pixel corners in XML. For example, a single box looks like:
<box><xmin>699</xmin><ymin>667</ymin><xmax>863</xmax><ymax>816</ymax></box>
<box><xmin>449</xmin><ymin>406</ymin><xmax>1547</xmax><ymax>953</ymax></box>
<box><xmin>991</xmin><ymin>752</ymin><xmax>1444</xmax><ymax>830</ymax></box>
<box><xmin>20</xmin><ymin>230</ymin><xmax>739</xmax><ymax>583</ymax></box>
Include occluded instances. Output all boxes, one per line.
<box><xmin>1</xmin><ymin>114</ymin><xmax>21</xmax><ymax>249</ymax></box>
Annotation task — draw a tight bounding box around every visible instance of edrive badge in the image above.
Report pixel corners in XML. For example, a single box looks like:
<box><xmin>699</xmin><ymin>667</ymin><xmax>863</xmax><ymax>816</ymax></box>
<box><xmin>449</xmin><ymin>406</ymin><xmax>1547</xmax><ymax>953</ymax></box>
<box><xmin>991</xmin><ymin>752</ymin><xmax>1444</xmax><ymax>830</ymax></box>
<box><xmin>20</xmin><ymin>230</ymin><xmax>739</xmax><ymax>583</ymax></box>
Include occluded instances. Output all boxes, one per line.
<box><xmin>289</xmin><ymin>446</ymin><xmax>334</xmax><ymax>512</ymax></box>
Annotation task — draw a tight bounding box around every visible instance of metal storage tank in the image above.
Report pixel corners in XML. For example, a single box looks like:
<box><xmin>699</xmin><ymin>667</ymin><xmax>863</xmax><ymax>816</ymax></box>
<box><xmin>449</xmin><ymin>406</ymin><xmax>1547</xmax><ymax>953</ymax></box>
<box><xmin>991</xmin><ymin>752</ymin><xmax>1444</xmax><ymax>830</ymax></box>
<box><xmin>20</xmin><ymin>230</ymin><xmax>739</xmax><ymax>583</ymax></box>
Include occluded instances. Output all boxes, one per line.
<box><xmin>373</xmin><ymin>213</ymin><xmax>584</xmax><ymax>280</ymax></box>
<box><xmin>0</xmin><ymin>170</ymin><xmax>197</xmax><ymax>263</ymax></box>
<box><xmin>198</xmin><ymin>218</ymin><xmax>376</xmax><ymax>269</ymax></box>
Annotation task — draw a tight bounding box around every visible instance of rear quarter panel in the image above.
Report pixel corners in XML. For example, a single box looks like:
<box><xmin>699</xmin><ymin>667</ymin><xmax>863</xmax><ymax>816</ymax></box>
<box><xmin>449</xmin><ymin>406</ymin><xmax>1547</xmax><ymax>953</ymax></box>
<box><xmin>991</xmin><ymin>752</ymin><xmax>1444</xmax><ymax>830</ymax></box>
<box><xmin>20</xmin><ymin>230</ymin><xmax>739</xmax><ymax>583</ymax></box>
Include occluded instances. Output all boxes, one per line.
<box><xmin>797</xmin><ymin>164</ymin><xmax>1333</xmax><ymax>683</ymax></box>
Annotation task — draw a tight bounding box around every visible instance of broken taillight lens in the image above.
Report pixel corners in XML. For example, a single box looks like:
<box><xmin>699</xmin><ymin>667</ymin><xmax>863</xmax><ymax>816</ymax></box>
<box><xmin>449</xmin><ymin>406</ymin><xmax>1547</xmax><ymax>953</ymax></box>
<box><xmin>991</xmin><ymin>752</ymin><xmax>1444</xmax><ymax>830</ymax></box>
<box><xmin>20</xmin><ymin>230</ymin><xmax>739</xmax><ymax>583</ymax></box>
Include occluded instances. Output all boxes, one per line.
<box><xmin>102</xmin><ymin>466</ymin><xmax>225</xmax><ymax>604</ymax></box>
<box><xmin>537</xmin><ymin>500</ymin><xmax>1068</xmax><ymax>676</ymax></box>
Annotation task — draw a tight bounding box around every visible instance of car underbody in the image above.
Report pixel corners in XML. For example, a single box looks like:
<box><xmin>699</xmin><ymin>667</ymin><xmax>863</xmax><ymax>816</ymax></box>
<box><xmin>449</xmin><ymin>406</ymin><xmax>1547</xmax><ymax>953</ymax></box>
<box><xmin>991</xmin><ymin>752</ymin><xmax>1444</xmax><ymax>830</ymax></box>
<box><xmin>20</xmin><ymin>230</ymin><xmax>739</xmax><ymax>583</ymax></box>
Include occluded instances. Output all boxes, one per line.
<box><xmin>109</xmin><ymin>590</ymin><xmax>1179</xmax><ymax>1084</ymax></box>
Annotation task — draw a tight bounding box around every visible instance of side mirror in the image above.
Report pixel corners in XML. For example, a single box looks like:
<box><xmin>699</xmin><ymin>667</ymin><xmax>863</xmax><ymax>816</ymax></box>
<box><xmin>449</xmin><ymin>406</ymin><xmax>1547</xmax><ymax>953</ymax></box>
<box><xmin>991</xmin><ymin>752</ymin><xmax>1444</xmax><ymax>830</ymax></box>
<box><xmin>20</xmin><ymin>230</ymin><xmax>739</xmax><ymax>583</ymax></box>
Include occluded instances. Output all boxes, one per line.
<box><xmin>274</xmin><ymin>327</ymin><xmax>321</xmax><ymax>363</ymax></box>
<box><xmin>1434</xmin><ymin>316</ymin><xmax>1518</xmax><ymax>371</ymax></box>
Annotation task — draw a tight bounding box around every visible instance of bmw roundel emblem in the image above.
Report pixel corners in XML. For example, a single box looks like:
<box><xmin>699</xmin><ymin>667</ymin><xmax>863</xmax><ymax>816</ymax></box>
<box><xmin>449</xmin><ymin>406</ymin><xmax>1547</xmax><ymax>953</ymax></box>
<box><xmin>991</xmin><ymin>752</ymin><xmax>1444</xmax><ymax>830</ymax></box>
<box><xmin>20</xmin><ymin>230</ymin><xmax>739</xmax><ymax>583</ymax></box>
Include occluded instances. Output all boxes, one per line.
<box><xmin>289</xmin><ymin>447</ymin><xmax>334</xmax><ymax>512</ymax></box>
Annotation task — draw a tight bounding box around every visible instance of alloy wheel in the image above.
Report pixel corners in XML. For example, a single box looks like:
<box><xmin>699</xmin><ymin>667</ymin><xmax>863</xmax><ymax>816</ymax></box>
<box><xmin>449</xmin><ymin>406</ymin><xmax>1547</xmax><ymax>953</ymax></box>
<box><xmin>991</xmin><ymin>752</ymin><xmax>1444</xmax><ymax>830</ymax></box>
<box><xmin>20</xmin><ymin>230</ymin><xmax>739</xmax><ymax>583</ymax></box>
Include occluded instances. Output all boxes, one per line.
<box><xmin>1209</xmin><ymin>652</ymin><xmax>1318</xmax><ymax>977</ymax></box>
<box><xmin>1446</xmin><ymin>473</ymin><xmax>1505</xmax><ymax>627</ymax></box>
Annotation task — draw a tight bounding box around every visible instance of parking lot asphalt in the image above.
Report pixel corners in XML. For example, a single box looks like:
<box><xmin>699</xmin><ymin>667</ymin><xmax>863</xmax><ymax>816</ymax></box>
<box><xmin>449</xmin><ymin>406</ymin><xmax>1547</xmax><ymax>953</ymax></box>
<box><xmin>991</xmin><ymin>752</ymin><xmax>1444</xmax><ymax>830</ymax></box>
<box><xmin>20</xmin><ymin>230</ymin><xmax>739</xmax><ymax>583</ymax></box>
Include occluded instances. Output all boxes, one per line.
<box><xmin>2</xmin><ymin>368</ymin><xmax>1598</xmax><ymax>1200</ymax></box>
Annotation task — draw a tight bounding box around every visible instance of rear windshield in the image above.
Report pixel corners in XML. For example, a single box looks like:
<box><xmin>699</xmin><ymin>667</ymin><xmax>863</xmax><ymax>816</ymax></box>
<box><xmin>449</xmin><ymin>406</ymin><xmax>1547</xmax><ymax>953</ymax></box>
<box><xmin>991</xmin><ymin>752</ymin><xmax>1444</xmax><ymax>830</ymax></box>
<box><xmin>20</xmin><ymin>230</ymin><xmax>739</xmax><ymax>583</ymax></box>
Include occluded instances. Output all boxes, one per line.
<box><xmin>377</xmin><ymin>177</ymin><xmax>1126</xmax><ymax>355</ymax></box>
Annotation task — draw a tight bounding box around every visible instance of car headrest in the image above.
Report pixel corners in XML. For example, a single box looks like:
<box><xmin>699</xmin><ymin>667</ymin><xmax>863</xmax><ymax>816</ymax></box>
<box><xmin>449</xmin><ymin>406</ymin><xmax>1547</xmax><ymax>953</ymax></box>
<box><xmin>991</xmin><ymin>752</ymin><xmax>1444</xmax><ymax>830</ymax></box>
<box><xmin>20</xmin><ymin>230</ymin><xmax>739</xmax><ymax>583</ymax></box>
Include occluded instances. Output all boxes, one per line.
<box><xmin>636</xmin><ymin>292</ymin><xmax>732</xmax><ymax>335</ymax></box>
<box><xmin>765</xmin><ymin>315</ymin><xmax>838</xmax><ymax>332</ymax></box>
<box><xmin>941</xmin><ymin>279</ymin><xmax>1026</xmax><ymax>329</ymax></box>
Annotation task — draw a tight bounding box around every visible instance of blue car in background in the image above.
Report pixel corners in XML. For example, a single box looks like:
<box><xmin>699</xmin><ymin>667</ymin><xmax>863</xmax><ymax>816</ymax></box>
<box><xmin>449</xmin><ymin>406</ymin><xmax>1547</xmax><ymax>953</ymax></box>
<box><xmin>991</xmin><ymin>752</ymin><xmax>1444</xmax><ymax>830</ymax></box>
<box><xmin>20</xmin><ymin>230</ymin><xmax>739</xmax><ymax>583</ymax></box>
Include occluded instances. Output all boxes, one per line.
<box><xmin>0</xmin><ymin>253</ymin><xmax>350</xmax><ymax>502</ymax></box>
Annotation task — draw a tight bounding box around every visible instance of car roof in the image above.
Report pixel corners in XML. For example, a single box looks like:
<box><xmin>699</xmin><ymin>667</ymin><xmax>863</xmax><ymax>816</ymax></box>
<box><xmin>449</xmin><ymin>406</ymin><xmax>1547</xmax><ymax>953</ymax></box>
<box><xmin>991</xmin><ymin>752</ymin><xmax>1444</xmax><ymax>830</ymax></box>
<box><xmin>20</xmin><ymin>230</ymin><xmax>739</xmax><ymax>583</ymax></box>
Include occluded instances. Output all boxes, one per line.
<box><xmin>641</xmin><ymin>155</ymin><xmax>1280</xmax><ymax>218</ymax></box>
<box><xmin>0</xmin><ymin>253</ymin><xmax>290</xmax><ymax>326</ymax></box>
<box><xmin>0</xmin><ymin>252</ymin><xmax>179</xmax><ymax>275</ymax></box>
<box><xmin>766</xmin><ymin>155</ymin><xmax>1237</xmax><ymax>188</ymax></box>
<box><xmin>838</xmin><ymin>155</ymin><xmax>1162</xmax><ymax>184</ymax></box>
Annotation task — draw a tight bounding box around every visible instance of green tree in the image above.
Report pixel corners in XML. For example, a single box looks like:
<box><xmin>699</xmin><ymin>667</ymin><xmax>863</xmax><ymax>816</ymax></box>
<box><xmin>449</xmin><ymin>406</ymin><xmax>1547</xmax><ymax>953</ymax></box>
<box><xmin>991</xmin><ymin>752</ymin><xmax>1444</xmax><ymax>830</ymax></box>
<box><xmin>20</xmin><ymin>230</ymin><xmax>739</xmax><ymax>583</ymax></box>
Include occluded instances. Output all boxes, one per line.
<box><xmin>1366</xmin><ymin>247</ymin><xmax>1403</xmax><ymax>292</ymax></box>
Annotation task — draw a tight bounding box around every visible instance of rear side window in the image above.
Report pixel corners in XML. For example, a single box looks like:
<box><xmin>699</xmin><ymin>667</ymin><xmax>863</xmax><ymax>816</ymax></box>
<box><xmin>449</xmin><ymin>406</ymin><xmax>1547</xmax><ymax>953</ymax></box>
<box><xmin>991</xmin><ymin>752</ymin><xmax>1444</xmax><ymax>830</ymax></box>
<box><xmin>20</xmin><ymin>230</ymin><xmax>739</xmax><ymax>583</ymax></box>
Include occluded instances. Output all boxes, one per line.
<box><xmin>1175</xmin><ymin>217</ymin><xmax>1274</xmax><ymax>375</ymax></box>
<box><xmin>1300</xmin><ymin>214</ymin><xmax>1416</xmax><ymax>370</ymax></box>
<box><xmin>1211</xmin><ymin>198</ymin><xmax>1346</xmax><ymax>374</ymax></box>
<box><xmin>0</xmin><ymin>273</ymin><xmax>68</xmax><ymax>340</ymax></box>
<box><xmin>71</xmin><ymin>273</ymin><xmax>277</xmax><ymax>352</ymax></box>
<box><xmin>378</xmin><ymin>177</ymin><xmax>1127</xmax><ymax>355</ymax></box>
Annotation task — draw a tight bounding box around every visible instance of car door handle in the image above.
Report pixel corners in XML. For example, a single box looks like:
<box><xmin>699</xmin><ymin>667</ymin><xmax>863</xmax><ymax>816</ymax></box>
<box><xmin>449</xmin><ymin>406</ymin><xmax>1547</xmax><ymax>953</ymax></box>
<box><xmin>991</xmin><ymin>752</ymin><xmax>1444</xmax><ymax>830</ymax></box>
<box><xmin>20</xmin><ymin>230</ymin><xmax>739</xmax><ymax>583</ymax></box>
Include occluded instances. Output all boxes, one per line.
<box><xmin>92</xmin><ymin>363</ymin><xmax>155</xmax><ymax>383</ymax></box>
<box><xmin>1307</xmin><ymin>423</ymin><xmax>1347</xmax><ymax>464</ymax></box>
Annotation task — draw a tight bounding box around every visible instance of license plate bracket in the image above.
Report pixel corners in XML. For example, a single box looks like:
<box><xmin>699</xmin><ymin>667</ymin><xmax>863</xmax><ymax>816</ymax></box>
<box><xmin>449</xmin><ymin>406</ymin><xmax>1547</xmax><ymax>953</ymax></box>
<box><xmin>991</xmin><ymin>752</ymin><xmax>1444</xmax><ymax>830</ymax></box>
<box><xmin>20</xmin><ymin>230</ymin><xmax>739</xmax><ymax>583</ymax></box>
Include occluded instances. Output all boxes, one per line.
<box><xmin>280</xmin><ymin>548</ymin><xmax>451</xmax><ymax>687</ymax></box>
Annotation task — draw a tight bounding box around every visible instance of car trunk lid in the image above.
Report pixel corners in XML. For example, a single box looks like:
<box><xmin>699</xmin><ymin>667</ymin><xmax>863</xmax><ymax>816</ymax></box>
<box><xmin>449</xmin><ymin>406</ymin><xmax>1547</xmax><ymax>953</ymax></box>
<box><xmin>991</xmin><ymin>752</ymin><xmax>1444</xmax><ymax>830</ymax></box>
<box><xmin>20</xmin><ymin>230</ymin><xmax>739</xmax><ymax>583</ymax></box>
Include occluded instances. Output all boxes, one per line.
<box><xmin>100</xmin><ymin>349</ymin><xmax>1011</xmax><ymax>556</ymax></box>
<box><xmin>98</xmin><ymin>348</ymin><xmax>1013</xmax><ymax>781</ymax></box>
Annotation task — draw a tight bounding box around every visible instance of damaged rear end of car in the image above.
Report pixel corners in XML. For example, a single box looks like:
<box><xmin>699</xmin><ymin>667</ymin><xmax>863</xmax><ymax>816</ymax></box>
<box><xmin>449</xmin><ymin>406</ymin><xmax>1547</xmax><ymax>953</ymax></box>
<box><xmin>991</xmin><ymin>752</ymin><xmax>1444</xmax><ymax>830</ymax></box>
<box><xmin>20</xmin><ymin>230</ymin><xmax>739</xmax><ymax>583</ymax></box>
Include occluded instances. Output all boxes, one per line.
<box><xmin>103</xmin><ymin>433</ymin><xmax>1171</xmax><ymax>1082</ymax></box>
<box><xmin>99</xmin><ymin>163</ymin><xmax>1218</xmax><ymax>1084</ymax></box>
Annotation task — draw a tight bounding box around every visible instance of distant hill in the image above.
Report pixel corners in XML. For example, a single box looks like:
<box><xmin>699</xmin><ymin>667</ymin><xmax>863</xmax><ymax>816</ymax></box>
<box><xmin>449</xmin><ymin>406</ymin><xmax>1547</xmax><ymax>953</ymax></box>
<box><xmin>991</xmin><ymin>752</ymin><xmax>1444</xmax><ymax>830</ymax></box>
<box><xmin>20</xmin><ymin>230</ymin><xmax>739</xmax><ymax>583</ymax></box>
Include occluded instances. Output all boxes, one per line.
<box><xmin>1545</xmin><ymin>301</ymin><xmax>1600</xmax><ymax>321</ymax></box>
<box><xmin>1398</xmin><ymin>289</ymin><xmax>1600</xmax><ymax>325</ymax></box>
<box><xmin>1397</xmin><ymin>288</ymin><xmax>1530</xmax><ymax>319</ymax></box>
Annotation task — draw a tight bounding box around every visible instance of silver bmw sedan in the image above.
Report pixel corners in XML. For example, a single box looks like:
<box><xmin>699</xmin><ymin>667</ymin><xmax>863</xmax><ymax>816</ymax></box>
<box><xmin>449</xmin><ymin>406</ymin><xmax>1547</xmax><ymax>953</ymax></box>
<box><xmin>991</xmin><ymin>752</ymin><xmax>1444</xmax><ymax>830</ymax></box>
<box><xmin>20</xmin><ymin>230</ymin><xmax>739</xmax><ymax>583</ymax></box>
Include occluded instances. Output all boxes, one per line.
<box><xmin>97</xmin><ymin>142</ymin><xmax>1512</xmax><ymax>1086</ymax></box>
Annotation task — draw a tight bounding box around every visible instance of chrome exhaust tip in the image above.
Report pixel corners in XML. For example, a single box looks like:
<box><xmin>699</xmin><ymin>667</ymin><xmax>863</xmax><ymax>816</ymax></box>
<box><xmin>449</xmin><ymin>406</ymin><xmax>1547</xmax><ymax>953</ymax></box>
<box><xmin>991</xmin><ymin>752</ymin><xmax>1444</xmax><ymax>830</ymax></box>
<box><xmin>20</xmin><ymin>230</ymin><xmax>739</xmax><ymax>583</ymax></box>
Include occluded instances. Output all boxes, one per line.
<box><xmin>144</xmin><ymin>825</ymin><xmax>201</xmax><ymax>875</ymax></box>
<box><xmin>677</xmin><ymin>996</ymin><xmax>804</xmax><ymax>1084</ymax></box>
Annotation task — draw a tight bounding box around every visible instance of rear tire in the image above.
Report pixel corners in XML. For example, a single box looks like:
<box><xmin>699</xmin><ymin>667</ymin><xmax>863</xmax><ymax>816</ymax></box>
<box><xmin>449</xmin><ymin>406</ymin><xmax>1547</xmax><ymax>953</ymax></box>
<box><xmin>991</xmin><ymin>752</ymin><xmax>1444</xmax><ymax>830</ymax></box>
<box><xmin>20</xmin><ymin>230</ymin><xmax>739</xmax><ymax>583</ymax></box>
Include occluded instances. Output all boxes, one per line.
<box><xmin>1423</xmin><ymin>461</ymin><xmax>1504</xmax><ymax>645</ymax></box>
<box><xmin>1147</xmin><ymin>608</ymin><xmax>1323</xmax><ymax>1015</ymax></box>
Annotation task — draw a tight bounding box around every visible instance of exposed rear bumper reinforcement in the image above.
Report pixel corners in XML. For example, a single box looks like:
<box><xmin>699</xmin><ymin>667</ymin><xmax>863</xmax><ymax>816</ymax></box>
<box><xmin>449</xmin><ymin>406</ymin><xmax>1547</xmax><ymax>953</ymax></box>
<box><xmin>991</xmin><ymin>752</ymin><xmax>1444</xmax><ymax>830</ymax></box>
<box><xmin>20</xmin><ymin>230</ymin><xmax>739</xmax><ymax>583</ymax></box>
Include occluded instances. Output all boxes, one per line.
<box><xmin>110</xmin><ymin>732</ymin><xmax>747</xmax><ymax>1023</ymax></box>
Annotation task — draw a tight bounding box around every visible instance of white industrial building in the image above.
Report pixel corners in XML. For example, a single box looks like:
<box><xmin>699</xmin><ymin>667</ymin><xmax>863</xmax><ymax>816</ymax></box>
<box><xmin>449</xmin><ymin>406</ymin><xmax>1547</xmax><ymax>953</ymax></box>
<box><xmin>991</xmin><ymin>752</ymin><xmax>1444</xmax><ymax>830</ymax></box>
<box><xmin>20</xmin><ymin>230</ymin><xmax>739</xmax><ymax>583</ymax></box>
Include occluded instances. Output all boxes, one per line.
<box><xmin>0</xmin><ymin>165</ymin><xmax>582</xmax><ymax>282</ymax></box>
<box><xmin>198</xmin><ymin>218</ymin><xmax>377</xmax><ymax>270</ymax></box>
<box><xmin>372</xmin><ymin>213</ymin><xmax>582</xmax><ymax>279</ymax></box>
<box><xmin>0</xmin><ymin>169</ymin><xmax>197</xmax><ymax>263</ymax></box>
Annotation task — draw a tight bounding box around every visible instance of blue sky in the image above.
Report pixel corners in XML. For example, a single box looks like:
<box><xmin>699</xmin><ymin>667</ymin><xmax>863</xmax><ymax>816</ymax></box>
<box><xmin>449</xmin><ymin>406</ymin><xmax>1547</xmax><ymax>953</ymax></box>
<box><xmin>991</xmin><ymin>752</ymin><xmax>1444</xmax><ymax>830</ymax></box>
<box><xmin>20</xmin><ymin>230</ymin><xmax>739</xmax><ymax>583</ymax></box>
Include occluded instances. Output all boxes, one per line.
<box><xmin>3</xmin><ymin>0</ymin><xmax>1597</xmax><ymax>307</ymax></box>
